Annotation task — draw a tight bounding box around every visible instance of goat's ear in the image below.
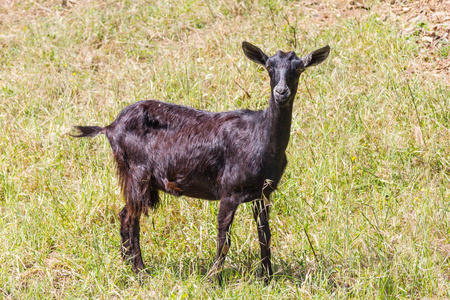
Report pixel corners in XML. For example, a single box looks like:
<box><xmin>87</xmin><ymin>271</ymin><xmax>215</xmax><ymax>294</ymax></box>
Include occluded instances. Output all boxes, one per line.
<box><xmin>301</xmin><ymin>45</ymin><xmax>330</xmax><ymax>68</ymax></box>
<box><xmin>242</xmin><ymin>41</ymin><xmax>269</xmax><ymax>66</ymax></box>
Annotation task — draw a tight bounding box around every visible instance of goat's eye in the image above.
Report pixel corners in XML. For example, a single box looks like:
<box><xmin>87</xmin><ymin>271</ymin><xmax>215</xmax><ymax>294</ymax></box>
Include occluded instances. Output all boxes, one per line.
<box><xmin>266</xmin><ymin>66</ymin><xmax>272</xmax><ymax>72</ymax></box>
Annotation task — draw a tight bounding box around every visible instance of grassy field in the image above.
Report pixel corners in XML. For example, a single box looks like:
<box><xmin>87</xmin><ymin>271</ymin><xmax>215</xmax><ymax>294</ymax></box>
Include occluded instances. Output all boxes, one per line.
<box><xmin>1</xmin><ymin>0</ymin><xmax>449</xmax><ymax>298</ymax></box>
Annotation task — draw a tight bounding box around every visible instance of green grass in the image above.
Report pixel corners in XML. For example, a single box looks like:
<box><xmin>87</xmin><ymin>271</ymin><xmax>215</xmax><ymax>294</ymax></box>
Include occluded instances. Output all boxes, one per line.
<box><xmin>1</xmin><ymin>0</ymin><xmax>449</xmax><ymax>298</ymax></box>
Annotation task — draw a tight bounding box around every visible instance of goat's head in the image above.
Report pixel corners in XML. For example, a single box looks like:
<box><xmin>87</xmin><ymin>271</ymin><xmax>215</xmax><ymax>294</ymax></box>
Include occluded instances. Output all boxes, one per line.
<box><xmin>242</xmin><ymin>41</ymin><xmax>330</xmax><ymax>106</ymax></box>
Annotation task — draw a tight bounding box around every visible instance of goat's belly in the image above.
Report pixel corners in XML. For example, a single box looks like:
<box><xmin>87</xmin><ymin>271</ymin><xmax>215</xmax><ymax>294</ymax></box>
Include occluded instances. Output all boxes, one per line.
<box><xmin>156</xmin><ymin>175</ymin><xmax>219</xmax><ymax>200</ymax></box>
<box><xmin>180</xmin><ymin>188</ymin><xmax>218</xmax><ymax>201</ymax></box>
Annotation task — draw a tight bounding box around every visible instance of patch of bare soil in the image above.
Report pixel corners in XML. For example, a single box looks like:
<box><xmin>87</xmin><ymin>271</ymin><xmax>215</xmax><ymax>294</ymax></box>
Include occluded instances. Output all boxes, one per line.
<box><xmin>297</xmin><ymin>0</ymin><xmax>373</xmax><ymax>27</ymax></box>
<box><xmin>378</xmin><ymin>0</ymin><xmax>450</xmax><ymax>81</ymax></box>
<box><xmin>302</xmin><ymin>0</ymin><xmax>450</xmax><ymax>82</ymax></box>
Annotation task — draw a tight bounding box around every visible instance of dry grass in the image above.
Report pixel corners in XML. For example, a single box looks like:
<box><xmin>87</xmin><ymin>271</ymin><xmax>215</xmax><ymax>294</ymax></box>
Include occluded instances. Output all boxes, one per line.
<box><xmin>1</xmin><ymin>0</ymin><xmax>449</xmax><ymax>298</ymax></box>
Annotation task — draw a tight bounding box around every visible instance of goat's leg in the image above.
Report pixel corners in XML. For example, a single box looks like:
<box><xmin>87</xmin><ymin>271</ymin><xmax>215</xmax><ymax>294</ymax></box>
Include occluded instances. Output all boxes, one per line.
<box><xmin>119</xmin><ymin>206</ymin><xmax>133</xmax><ymax>260</ymax></box>
<box><xmin>129</xmin><ymin>211</ymin><xmax>145</xmax><ymax>273</ymax></box>
<box><xmin>206</xmin><ymin>197</ymin><xmax>239</xmax><ymax>281</ymax></box>
<box><xmin>252</xmin><ymin>199</ymin><xmax>273</xmax><ymax>282</ymax></box>
<box><xmin>119</xmin><ymin>204</ymin><xmax>145</xmax><ymax>273</ymax></box>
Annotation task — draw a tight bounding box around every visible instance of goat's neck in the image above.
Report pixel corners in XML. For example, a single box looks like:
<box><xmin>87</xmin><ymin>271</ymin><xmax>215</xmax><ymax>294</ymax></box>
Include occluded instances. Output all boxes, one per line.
<box><xmin>264</xmin><ymin>95</ymin><xmax>294</xmax><ymax>155</ymax></box>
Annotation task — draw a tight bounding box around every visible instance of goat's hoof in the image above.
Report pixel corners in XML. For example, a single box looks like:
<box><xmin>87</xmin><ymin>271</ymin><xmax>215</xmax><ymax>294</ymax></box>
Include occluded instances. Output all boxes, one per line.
<box><xmin>132</xmin><ymin>265</ymin><xmax>149</xmax><ymax>285</ymax></box>
<box><xmin>205</xmin><ymin>268</ymin><xmax>223</xmax><ymax>286</ymax></box>
<box><xmin>205</xmin><ymin>274</ymin><xmax>223</xmax><ymax>287</ymax></box>
<box><xmin>136</xmin><ymin>270</ymin><xmax>150</xmax><ymax>285</ymax></box>
<box><xmin>260</xmin><ymin>272</ymin><xmax>273</xmax><ymax>284</ymax></box>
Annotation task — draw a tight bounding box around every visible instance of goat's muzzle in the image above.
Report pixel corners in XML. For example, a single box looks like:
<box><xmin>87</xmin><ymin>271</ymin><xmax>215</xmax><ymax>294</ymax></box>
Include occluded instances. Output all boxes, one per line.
<box><xmin>274</xmin><ymin>85</ymin><xmax>291</xmax><ymax>105</ymax></box>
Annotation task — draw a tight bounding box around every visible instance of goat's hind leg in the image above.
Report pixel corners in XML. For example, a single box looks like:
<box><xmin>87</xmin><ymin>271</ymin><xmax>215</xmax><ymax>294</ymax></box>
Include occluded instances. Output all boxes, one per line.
<box><xmin>119</xmin><ymin>185</ymin><xmax>158</xmax><ymax>274</ymax></box>
<box><xmin>119</xmin><ymin>205</ymin><xmax>133</xmax><ymax>262</ymax></box>
<box><xmin>119</xmin><ymin>204</ymin><xmax>145</xmax><ymax>273</ymax></box>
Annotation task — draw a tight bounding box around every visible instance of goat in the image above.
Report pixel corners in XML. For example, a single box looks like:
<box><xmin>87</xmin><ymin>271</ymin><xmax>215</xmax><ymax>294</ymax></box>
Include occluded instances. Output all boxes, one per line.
<box><xmin>72</xmin><ymin>41</ymin><xmax>330</xmax><ymax>282</ymax></box>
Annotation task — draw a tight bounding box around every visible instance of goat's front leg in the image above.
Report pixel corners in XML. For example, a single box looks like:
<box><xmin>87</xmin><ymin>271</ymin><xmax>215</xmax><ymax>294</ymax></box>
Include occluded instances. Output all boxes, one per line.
<box><xmin>119</xmin><ymin>205</ymin><xmax>145</xmax><ymax>274</ymax></box>
<box><xmin>206</xmin><ymin>196</ymin><xmax>239</xmax><ymax>282</ymax></box>
<box><xmin>252</xmin><ymin>199</ymin><xmax>273</xmax><ymax>282</ymax></box>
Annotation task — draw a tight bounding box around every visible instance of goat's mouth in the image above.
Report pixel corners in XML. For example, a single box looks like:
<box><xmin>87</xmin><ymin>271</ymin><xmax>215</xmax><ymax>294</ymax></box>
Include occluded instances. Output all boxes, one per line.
<box><xmin>274</xmin><ymin>93</ymin><xmax>292</xmax><ymax>106</ymax></box>
<box><xmin>273</xmin><ymin>87</ymin><xmax>291</xmax><ymax>104</ymax></box>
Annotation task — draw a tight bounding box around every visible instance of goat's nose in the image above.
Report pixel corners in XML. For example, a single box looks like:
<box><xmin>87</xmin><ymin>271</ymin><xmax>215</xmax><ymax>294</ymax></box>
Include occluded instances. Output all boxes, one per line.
<box><xmin>274</xmin><ymin>86</ymin><xmax>289</xmax><ymax>97</ymax></box>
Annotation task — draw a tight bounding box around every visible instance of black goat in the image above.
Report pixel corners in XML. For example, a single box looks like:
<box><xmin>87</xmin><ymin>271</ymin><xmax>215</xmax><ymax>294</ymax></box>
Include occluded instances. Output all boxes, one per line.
<box><xmin>72</xmin><ymin>41</ymin><xmax>330</xmax><ymax>282</ymax></box>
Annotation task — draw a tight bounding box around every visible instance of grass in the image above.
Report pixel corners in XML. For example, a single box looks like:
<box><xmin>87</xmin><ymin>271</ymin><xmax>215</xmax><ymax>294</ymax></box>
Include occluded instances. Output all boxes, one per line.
<box><xmin>1</xmin><ymin>0</ymin><xmax>449</xmax><ymax>298</ymax></box>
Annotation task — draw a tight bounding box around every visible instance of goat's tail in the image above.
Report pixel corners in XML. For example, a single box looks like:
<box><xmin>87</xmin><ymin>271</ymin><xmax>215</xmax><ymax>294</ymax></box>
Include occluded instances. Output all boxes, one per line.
<box><xmin>71</xmin><ymin>126</ymin><xmax>105</xmax><ymax>138</ymax></box>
